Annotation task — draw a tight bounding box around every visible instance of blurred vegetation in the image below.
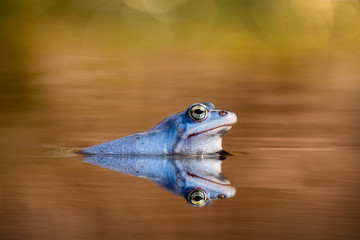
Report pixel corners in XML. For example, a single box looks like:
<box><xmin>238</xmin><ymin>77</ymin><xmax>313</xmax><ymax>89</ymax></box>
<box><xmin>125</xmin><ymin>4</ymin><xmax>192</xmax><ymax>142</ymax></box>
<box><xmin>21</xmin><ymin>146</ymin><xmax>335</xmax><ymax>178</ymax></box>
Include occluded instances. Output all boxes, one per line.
<box><xmin>0</xmin><ymin>0</ymin><xmax>360</xmax><ymax>116</ymax></box>
<box><xmin>0</xmin><ymin>0</ymin><xmax>359</xmax><ymax>58</ymax></box>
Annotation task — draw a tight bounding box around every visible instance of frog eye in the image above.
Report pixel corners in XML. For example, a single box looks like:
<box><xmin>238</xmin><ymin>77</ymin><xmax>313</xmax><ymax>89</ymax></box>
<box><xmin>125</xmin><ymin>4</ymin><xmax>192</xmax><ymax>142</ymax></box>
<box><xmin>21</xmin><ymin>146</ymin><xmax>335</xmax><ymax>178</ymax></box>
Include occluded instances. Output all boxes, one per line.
<box><xmin>187</xmin><ymin>189</ymin><xmax>208</xmax><ymax>207</ymax></box>
<box><xmin>188</xmin><ymin>104</ymin><xmax>208</xmax><ymax>121</ymax></box>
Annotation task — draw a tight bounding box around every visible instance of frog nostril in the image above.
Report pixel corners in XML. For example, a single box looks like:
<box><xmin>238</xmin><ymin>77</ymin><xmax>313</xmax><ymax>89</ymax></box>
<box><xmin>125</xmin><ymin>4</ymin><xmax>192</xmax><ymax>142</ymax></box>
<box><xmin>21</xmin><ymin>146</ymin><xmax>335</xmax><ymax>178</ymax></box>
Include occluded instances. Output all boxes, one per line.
<box><xmin>218</xmin><ymin>194</ymin><xmax>226</xmax><ymax>199</ymax></box>
<box><xmin>219</xmin><ymin>110</ymin><xmax>228</xmax><ymax>116</ymax></box>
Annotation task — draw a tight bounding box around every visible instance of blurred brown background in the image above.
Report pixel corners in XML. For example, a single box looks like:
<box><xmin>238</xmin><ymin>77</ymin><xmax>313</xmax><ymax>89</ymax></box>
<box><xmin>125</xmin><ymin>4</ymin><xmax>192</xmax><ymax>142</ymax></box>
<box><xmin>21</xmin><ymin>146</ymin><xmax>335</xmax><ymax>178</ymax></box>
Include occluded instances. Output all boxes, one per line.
<box><xmin>0</xmin><ymin>1</ymin><xmax>359</xmax><ymax>240</ymax></box>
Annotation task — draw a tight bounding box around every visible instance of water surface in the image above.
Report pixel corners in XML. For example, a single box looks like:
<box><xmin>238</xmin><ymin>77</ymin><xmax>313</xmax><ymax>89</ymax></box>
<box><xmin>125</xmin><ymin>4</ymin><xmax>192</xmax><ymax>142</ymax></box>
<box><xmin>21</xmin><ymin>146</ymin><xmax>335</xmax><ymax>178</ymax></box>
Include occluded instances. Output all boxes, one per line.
<box><xmin>0</xmin><ymin>56</ymin><xmax>359</xmax><ymax>240</ymax></box>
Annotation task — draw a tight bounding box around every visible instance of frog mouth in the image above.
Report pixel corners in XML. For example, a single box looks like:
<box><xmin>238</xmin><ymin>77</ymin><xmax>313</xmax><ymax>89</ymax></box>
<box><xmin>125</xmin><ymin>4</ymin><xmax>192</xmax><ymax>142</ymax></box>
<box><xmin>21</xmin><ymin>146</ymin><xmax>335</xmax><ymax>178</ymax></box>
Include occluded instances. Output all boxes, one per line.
<box><xmin>187</xmin><ymin>124</ymin><xmax>234</xmax><ymax>139</ymax></box>
<box><xmin>186</xmin><ymin>171</ymin><xmax>231</xmax><ymax>186</ymax></box>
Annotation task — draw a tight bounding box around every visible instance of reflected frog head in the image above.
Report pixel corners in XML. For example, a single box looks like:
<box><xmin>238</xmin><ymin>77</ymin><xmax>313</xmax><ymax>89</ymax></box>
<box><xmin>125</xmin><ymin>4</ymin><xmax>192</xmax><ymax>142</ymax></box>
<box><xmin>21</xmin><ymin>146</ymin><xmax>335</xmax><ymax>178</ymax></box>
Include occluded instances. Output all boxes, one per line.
<box><xmin>172</xmin><ymin>156</ymin><xmax>236</xmax><ymax>207</ymax></box>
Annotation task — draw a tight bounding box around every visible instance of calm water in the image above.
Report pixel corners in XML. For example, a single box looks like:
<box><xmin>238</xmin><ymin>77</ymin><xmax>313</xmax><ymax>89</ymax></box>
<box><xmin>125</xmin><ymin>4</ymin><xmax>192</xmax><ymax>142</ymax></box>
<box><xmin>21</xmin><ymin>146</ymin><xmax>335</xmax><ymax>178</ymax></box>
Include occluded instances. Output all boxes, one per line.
<box><xmin>0</xmin><ymin>56</ymin><xmax>359</xmax><ymax>240</ymax></box>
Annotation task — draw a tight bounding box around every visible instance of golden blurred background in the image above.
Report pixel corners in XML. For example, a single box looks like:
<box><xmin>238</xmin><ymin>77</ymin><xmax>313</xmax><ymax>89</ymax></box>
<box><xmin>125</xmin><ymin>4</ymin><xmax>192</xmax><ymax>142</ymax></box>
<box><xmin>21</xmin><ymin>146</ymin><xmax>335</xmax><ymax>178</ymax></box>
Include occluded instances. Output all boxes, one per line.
<box><xmin>2</xmin><ymin>0</ymin><xmax>360</xmax><ymax>56</ymax></box>
<box><xmin>1</xmin><ymin>1</ymin><xmax>360</xmax><ymax>240</ymax></box>
<box><xmin>1</xmin><ymin>0</ymin><xmax>360</xmax><ymax>115</ymax></box>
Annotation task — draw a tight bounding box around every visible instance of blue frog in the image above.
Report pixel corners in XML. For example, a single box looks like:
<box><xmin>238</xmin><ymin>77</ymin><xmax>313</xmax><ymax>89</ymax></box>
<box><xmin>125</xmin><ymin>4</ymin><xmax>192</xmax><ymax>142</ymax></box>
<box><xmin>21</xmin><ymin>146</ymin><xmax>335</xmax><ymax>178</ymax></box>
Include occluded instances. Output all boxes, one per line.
<box><xmin>78</xmin><ymin>102</ymin><xmax>237</xmax><ymax>155</ymax></box>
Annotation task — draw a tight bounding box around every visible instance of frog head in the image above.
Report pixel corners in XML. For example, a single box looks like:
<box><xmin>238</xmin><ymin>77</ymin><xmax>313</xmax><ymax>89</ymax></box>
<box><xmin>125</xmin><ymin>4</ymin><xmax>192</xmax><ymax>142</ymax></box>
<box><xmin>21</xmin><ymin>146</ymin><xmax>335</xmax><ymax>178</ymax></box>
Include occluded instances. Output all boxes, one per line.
<box><xmin>172</xmin><ymin>102</ymin><xmax>237</xmax><ymax>155</ymax></box>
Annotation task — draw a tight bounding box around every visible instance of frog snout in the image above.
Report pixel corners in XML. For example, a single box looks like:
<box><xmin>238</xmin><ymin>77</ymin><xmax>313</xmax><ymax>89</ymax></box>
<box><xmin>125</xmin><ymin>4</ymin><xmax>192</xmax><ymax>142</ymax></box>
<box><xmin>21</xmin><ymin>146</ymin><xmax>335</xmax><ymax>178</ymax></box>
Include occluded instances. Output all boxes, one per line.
<box><xmin>218</xmin><ymin>110</ymin><xmax>237</xmax><ymax>123</ymax></box>
<box><xmin>223</xmin><ymin>111</ymin><xmax>237</xmax><ymax>124</ymax></box>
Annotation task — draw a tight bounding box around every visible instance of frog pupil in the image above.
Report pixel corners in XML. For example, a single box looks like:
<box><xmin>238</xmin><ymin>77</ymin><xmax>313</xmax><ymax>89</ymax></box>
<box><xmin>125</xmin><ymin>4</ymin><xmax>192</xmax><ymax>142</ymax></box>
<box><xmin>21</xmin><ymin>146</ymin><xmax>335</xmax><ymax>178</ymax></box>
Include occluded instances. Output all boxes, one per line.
<box><xmin>193</xmin><ymin>196</ymin><xmax>203</xmax><ymax>201</ymax></box>
<box><xmin>194</xmin><ymin>109</ymin><xmax>203</xmax><ymax>114</ymax></box>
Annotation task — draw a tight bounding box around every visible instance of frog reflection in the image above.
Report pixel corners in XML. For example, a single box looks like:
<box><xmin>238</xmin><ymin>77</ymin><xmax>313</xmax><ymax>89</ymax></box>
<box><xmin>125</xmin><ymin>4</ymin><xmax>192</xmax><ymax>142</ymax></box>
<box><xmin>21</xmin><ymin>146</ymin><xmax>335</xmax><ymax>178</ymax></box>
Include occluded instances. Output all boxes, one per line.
<box><xmin>82</xmin><ymin>154</ymin><xmax>236</xmax><ymax>207</ymax></box>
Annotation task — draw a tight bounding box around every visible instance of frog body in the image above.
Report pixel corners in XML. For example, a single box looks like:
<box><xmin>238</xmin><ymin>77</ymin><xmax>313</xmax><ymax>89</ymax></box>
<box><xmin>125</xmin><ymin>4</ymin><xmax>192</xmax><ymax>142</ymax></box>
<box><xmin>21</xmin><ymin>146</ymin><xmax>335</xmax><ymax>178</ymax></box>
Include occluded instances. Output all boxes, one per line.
<box><xmin>78</xmin><ymin>102</ymin><xmax>236</xmax><ymax>155</ymax></box>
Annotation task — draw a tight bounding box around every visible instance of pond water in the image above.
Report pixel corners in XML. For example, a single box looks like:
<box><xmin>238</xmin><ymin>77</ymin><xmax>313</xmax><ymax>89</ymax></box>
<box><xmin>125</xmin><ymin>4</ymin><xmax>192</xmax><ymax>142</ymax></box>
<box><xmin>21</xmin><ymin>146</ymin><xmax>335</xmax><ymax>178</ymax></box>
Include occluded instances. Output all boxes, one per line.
<box><xmin>0</xmin><ymin>55</ymin><xmax>359</xmax><ymax>240</ymax></box>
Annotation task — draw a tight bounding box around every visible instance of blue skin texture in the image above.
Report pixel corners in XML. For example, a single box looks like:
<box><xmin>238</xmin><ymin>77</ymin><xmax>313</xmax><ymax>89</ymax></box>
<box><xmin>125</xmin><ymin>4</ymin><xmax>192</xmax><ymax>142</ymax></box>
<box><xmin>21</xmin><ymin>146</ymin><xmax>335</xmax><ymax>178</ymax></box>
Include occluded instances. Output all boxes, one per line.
<box><xmin>82</xmin><ymin>154</ymin><xmax>236</xmax><ymax>207</ymax></box>
<box><xmin>78</xmin><ymin>102</ymin><xmax>237</xmax><ymax>155</ymax></box>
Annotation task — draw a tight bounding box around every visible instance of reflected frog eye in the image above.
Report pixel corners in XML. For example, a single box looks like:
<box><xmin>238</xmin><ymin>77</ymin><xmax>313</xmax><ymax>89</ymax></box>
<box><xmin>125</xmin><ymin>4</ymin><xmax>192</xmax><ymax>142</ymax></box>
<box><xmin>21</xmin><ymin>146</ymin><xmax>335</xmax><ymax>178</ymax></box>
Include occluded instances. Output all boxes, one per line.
<box><xmin>187</xmin><ymin>189</ymin><xmax>208</xmax><ymax>207</ymax></box>
<box><xmin>188</xmin><ymin>104</ymin><xmax>208</xmax><ymax>121</ymax></box>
